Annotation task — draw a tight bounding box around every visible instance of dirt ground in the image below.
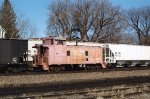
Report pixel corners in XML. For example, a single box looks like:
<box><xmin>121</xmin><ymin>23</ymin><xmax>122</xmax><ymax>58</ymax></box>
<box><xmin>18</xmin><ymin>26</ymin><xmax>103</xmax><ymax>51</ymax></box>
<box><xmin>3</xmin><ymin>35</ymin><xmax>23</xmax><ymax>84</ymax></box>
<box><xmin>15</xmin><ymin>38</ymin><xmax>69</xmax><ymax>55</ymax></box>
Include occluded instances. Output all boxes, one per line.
<box><xmin>0</xmin><ymin>69</ymin><xmax>150</xmax><ymax>88</ymax></box>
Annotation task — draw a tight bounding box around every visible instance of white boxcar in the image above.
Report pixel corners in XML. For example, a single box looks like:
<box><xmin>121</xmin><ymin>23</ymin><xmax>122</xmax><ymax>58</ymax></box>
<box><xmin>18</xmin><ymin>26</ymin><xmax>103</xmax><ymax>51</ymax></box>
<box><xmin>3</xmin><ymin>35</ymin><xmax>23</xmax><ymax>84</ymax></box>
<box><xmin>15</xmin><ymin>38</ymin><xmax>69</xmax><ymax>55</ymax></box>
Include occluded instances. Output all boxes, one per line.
<box><xmin>0</xmin><ymin>25</ymin><xmax>6</xmax><ymax>39</ymax></box>
<box><xmin>28</xmin><ymin>38</ymin><xmax>43</xmax><ymax>63</ymax></box>
<box><xmin>103</xmin><ymin>44</ymin><xmax>150</xmax><ymax>67</ymax></box>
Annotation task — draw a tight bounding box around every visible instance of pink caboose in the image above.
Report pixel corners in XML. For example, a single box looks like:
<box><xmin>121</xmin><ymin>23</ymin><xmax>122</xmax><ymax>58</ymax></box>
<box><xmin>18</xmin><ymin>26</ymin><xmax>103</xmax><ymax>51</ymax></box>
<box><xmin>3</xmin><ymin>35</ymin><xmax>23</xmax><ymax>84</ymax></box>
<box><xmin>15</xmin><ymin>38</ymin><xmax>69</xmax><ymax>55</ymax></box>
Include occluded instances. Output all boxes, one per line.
<box><xmin>32</xmin><ymin>37</ymin><xmax>104</xmax><ymax>71</ymax></box>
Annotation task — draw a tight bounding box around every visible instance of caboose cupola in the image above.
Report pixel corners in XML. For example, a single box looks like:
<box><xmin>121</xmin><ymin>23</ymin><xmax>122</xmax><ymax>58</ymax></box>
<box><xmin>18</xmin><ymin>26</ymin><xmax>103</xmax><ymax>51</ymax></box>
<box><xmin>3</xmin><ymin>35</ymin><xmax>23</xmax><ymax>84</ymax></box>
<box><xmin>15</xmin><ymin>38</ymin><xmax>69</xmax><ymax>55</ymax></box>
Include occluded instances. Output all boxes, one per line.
<box><xmin>43</xmin><ymin>37</ymin><xmax>66</xmax><ymax>45</ymax></box>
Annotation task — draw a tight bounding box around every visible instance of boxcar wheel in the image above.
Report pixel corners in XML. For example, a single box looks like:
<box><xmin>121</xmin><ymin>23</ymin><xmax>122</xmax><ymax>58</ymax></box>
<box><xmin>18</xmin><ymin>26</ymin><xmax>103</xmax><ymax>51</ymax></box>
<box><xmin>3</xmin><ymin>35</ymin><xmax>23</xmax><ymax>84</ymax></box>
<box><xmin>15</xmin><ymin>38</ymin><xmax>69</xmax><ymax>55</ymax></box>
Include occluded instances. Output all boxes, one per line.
<box><xmin>107</xmin><ymin>64</ymin><xmax>114</xmax><ymax>69</ymax></box>
<box><xmin>147</xmin><ymin>63</ymin><xmax>150</xmax><ymax>67</ymax></box>
<box><xmin>4</xmin><ymin>69</ymin><xmax>9</xmax><ymax>74</ymax></box>
<box><xmin>123</xmin><ymin>64</ymin><xmax>129</xmax><ymax>68</ymax></box>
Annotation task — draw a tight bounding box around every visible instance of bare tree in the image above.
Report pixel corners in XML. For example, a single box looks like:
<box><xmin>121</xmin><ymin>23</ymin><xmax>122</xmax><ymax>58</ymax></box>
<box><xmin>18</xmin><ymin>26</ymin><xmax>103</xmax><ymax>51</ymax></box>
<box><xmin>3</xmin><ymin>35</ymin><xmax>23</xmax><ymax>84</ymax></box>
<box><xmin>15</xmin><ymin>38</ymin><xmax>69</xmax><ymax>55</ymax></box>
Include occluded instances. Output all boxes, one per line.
<box><xmin>17</xmin><ymin>14</ymin><xmax>38</xmax><ymax>39</ymax></box>
<box><xmin>71</xmin><ymin>0</ymin><xmax>101</xmax><ymax>41</ymax></box>
<box><xmin>90</xmin><ymin>1</ymin><xmax>125</xmax><ymax>43</ymax></box>
<box><xmin>47</xmin><ymin>0</ymin><xmax>73</xmax><ymax>39</ymax></box>
<box><xmin>47</xmin><ymin>0</ymin><xmax>125</xmax><ymax>42</ymax></box>
<box><xmin>47</xmin><ymin>0</ymin><xmax>103</xmax><ymax>41</ymax></box>
<box><xmin>125</xmin><ymin>6</ymin><xmax>150</xmax><ymax>45</ymax></box>
<box><xmin>120</xmin><ymin>32</ymin><xmax>137</xmax><ymax>44</ymax></box>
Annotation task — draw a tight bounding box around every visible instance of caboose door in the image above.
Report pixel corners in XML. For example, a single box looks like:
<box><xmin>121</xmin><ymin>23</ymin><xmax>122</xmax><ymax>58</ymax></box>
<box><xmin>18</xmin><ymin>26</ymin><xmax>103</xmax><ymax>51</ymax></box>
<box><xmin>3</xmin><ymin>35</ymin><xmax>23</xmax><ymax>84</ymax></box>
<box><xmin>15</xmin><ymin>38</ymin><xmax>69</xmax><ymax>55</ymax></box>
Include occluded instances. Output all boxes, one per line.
<box><xmin>43</xmin><ymin>47</ymin><xmax>49</xmax><ymax>65</ymax></box>
<box><xmin>39</xmin><ymin>46</ymin><xmax>49</xmax><ymax>70</ymax></box>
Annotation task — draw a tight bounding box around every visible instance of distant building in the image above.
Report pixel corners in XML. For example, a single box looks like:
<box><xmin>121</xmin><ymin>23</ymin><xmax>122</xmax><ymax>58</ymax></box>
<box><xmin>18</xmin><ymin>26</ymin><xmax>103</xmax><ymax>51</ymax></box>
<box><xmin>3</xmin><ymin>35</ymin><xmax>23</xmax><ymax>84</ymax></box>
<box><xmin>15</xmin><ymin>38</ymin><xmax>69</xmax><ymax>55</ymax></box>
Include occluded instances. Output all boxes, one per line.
<box><xmin>0</xmin><ymin>25</ymin><xmax>6</xmax><ymax>39</ymax></box>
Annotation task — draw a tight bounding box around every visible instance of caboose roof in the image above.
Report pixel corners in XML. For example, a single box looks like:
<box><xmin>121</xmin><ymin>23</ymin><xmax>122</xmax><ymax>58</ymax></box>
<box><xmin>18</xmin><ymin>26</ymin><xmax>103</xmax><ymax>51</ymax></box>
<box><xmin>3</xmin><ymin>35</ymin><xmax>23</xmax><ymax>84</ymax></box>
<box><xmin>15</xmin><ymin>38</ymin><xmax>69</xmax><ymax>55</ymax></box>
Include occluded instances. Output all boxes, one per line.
<box><xmin>55</xmin><ymin>37</ymin><xmax>66</xmax><ymax>40</ymax></box>
<box><xmin>43</xmin><ymin>36</ymin><xmax>66</xmax><ymax>41</ymax></box>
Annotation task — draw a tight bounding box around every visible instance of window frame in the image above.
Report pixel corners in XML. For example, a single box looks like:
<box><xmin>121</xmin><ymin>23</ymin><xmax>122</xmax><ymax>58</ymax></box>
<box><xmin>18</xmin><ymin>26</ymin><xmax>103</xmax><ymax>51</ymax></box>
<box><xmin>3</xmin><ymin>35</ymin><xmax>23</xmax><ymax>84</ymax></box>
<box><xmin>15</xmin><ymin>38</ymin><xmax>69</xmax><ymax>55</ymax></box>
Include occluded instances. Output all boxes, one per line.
<box><xmin>85</xmin><ymin>51</ymin><xmax>88</xmax><ymax>56</ymax></box>
<box><xmin>67</xmin><ymin>51</ymin><xmax>70</xmax><ymax>56</ymax></box>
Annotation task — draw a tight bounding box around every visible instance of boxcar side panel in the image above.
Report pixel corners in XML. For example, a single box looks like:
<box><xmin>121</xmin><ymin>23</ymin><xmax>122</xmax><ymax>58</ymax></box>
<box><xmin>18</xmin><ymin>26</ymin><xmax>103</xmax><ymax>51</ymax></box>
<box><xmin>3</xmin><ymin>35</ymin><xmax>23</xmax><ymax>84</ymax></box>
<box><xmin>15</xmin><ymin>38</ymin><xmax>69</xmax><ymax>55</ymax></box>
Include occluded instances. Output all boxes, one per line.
<box><xmin>0</xmin><ymin>39</ymin><xmax>28</xmax><ymax>65</ymax></box>
<box><xmin>0</xmin><ymin>40</ymin><xmax>11</xmax><ymax>64</ymax></box>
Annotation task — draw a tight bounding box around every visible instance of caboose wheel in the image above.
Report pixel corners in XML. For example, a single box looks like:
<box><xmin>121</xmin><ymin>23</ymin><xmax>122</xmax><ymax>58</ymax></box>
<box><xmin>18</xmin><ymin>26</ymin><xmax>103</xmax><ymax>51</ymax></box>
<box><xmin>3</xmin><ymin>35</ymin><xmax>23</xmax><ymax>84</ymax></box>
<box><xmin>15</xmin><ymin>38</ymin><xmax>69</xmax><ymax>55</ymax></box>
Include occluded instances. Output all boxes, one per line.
<box><xmin>60</xmin><ymin>66</ymin><xmax>65</xmax><ymax>71</ymax></box>
<box><xmin>90</xmin><ymin>66</ymin><xmax>95</xmax><ymax>70</ymax></box>
<box><xmin>95</xmin><ymin>65</ymin><xmax>101</xmax><ymax>70</ymax></box>
<box><xmin>49</xmin><ymin>66</ymin><xmax>54</xmax><ymax>71</ymax></box>
<box><xmin>86</xmin><ymin>66</ymin><xmax>91</xmax><ymax>70</ymax></box>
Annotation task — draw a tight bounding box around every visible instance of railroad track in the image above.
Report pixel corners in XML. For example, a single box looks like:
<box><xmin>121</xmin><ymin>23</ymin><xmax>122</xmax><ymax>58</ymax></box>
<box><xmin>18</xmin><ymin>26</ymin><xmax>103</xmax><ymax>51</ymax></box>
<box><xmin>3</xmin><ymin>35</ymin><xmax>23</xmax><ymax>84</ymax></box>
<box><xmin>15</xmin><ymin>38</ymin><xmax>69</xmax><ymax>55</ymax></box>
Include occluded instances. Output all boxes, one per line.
<box><xmin>1</xmin><ymin>76</ymin><xmax>150</xmax><ymax>99</ymax></box>
<box><xmin>38</xmin><ymin>84</ymin><xmax>150</xmax><ymax>99</ymax></box>
<box><xmin>0</xmin><ymin>66</ymin><xmax>150</xmax><ymax>76</ymax></box>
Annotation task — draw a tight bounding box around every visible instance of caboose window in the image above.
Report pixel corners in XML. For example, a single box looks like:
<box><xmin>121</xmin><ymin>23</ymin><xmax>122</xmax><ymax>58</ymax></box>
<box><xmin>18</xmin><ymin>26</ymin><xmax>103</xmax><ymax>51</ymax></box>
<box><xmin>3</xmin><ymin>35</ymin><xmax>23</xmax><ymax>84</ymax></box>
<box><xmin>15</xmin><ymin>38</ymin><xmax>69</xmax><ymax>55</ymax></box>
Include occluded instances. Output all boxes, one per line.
<box><xmin>58</xmin><ymin>40</ymin><xmax>63</xmax><ymax>45</ymax></box>
<box><xmin>67</xmin><ymin>51</ymin><xmax>70</xmax><ymax>56</ymax></box>
<box><xmin>51</xmin><ymin>39</ymin><xmax>54</xmax><ymax>45</ymax></box>
<box><xmin>85</xmin><ymin>51</ymin><xmax>88</xmax><ymax>56</ymax></box>
<box><xmin>86</xmin><ymin>58</ymin><xmax>88</xmax><ymax>61</ymax></box>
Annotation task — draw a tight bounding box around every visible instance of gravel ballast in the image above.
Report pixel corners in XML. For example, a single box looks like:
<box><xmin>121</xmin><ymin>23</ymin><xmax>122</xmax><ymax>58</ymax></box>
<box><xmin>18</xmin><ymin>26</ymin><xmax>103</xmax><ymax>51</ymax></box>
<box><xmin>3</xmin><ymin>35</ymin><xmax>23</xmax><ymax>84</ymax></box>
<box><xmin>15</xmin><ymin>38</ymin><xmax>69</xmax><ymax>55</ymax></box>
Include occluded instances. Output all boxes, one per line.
<box><xmin>0</xmin><ymin>69</ymin><xmax>150</xmax><ymax>87</ymax></box>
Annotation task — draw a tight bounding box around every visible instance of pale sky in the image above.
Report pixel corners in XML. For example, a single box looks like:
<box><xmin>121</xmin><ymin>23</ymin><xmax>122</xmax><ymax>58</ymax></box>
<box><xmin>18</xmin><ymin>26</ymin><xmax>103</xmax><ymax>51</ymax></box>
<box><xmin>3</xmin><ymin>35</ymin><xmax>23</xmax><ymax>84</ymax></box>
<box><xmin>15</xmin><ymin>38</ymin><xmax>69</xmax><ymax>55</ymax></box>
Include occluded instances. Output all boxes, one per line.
<box><xmin>0</xmin><ymin>0</ymin><xmax>150</xmax><ymax>37</ymax></box>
